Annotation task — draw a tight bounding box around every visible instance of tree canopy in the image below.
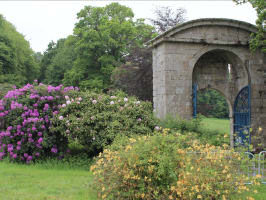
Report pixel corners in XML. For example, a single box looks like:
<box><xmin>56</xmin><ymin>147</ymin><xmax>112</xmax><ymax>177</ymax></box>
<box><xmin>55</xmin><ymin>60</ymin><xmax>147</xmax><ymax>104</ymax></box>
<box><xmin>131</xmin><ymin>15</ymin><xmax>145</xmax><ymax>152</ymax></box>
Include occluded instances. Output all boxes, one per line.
<box><xmin>148</xmin><ymin>6</ymin><xmax>187</xmax><ymax>33</ymax></box>
<box><xmin>62</xmin><ymin>3</ymin><xmax>155</xmax><ymax>90</ymax></box>
<box><xmin>0</xmin><ymin>14</ymin><xmax>39</xmax><ymax>86</ymax></box>
<box><xmin>234</xmin><ymin>0</ymin><xmax>266</xmax><ymax>52</ymax></box>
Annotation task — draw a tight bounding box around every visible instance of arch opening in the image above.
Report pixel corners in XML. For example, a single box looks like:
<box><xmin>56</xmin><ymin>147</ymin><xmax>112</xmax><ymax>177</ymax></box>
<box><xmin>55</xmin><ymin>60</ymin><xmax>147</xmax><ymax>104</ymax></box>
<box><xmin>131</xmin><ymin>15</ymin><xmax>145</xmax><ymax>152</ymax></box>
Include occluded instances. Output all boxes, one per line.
<box><xmin>197</xmin><ymin>88</ymin><xmax>230</xmax><ymax>119</ymax></box>
<box><xmin>192</xmin><ymin>49</ymin><xmax>249</xmax><ymax>147</ymax></box>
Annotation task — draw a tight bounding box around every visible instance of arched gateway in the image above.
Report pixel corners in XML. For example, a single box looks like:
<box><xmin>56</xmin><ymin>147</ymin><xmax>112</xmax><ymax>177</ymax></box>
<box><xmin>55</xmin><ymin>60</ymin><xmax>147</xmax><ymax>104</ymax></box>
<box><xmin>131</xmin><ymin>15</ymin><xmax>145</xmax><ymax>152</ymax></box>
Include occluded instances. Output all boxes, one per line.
<box><xmin>148</xmin><ymin>18</ymin><xmax>266</xmax><ymax>148</ymax></box>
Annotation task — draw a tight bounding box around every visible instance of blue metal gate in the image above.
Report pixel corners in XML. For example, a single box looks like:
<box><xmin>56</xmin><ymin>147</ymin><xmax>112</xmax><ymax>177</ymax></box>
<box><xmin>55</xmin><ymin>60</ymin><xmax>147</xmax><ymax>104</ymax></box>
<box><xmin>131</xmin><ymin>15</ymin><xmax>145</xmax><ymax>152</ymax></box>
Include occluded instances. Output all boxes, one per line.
<box><xmin>192</xmin><ymin>83</ymin><xmax>197</xmax><ymax>118</ymax></box>
<box><xmin>233</xmin><ymin>85</ymin><xmax>251</xmax><ymax>146</ymax></box>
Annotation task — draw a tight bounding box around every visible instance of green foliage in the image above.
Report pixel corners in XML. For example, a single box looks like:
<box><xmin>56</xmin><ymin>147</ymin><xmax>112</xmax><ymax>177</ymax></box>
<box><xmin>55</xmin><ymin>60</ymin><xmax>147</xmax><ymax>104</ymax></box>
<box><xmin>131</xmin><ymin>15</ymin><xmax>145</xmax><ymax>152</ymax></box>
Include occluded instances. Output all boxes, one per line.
<box><xmin>159</xmin><ymin>115</ymin><xmax>230</xmax><ymax>146</ymax></box>
<box><xmin>234</xmin><ymin>0</ymin><xmax>266</xmax><ymax>53</ymax></box>
<box><xmin>91</xmin><ymin>133</ymin><xmax>252</xmax><ymax>200</ymax></box>
<box><xmin>63</xmin><ymin>3</ymin><xmax>155</xmax><ymax>90</ymax></box>
<box><xmin>0</xmin><ymin>83</ymin><xmax>13</xmax><ymax>99</ymax></box>
<box><xmin>39</xmin><ymin>36</ymin><xmax>77</xmax><ymax>85</ymax></box>
<box><xmin>51</xmin><ymin>90</ymin><xmax>158</xmax><ymax>156</ymax></box>
<box><xmin>0</xmin><ymin>14</ymin><xmax>39</xmax><ymax>86</ymax></box>
<box><xmin>34</xmin><ymin>152</ymin><xmax>92</xmax><ymax>170</ymax></box>
<box><xmin>159</xmin><ymin>114</ymin><xmax>202</xmax><ymax>133</ymax></box>
<box><xmin>197</xmin><ymin>89</ymin><xmax>229</xmax><ymax>118</ymax></box>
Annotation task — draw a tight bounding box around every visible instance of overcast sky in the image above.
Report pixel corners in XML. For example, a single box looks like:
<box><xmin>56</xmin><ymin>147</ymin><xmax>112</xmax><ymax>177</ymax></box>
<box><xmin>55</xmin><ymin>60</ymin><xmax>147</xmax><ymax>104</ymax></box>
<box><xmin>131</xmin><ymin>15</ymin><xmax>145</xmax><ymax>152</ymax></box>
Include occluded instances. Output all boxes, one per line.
<box><xmin>0</xmin><ymin>1</ymin><xmax>257</xmax><ymax>53</ymax></box>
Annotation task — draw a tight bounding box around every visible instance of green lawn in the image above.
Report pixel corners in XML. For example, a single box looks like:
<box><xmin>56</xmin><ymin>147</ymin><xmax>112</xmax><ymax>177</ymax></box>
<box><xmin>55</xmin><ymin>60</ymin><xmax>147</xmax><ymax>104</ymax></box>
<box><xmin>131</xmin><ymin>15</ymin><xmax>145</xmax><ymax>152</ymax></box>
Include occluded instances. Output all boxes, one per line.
<box><xmin>232</xmin><ymin>184</ymin><xmax>266</xmax><ymax>200</ymax></box>
<box><xmin>0</xmin><ymin>161</ymin><xmax>97</xmax><ymax>200</ymax></box>
<box><xmin>201</xmin><ymin>117</ymin><xmax>230</xmax><ymax>134</ymax></box>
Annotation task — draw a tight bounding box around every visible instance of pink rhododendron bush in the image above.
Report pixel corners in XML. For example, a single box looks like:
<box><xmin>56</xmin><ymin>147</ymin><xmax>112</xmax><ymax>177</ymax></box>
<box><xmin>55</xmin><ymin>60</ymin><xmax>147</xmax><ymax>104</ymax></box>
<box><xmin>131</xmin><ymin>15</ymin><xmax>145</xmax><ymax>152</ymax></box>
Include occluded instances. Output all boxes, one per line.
<box><xmin>0</xmin><ymin>83</ymin><xmax>78</xmax><ymax>163</ymax></box>
<box><xmin>51</xmin><ymin>91</ymin><xmax>158</xmax><ymax>156</ymax></box>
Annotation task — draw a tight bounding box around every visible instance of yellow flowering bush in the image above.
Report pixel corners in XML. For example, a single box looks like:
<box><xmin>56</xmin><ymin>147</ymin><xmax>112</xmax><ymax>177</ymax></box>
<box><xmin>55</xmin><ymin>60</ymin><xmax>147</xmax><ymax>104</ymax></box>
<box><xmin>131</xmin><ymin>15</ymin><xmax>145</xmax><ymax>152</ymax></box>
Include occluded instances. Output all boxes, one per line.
<box><xmin>91</xmin><ymin>132</ymin><xmax>258</xmax><ymax>200</ymax></box>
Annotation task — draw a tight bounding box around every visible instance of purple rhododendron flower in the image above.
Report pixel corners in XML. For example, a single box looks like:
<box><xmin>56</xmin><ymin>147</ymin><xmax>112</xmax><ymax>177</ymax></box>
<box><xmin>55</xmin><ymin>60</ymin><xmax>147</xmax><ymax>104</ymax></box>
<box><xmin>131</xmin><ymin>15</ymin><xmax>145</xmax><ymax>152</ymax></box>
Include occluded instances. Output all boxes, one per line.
<box><xmin>38</xmin><ymin>138</ymin><xmax>43</xmax><ymax>144</ymax></box>
<box><xmin>51</xmin><ymin>147</ymin><xmax>58</xmax><ymax>154</ymax></box>
<box><xmin>47</xmin><ymin>96</ymin><xmax>54</xmax><ymax>101</ymax></box>
<box><xmin>27</xmin><ymin>156</ymin><xmax>32</xmax><ymax>161</ymax></box>
<box><xmin>43</xmin><ymin>104</ymin><xmax>49</xmax><ymax>111</ymax></box>
<box><xmin>5</xmin><ymin>132</ymin><xmax>10</xmax><ymax>137</ymax></box>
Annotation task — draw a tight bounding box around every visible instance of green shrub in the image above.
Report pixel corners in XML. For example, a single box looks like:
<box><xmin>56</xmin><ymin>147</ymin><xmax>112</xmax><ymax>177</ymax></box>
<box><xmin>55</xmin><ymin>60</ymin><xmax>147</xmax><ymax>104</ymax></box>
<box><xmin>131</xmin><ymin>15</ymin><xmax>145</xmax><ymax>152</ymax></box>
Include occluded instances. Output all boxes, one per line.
<box><xmin>91</xmin><ymin>133</ymin><xmax>256</xmax><ymax>200</ymax></box>
<box><xmin>159</xmin><ymin>115</ymin><xmax>229</xmax><ymax>146</ymax></box>
<box><xmin>51</xmin><ymin>91</ymin><xmax>158</xmax><ymax>156</ymax></box>
<box><xmin>159</xmin><ymin>114</ymin><xmax>202</xmax><ymax>133</ymax></box>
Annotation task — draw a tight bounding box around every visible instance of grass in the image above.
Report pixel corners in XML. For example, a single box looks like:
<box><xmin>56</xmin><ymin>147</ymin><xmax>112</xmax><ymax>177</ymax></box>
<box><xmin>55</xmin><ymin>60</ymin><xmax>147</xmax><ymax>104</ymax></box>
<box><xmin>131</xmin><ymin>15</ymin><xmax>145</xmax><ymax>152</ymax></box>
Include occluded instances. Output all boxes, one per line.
<box><xmin>201</xmin><ymin>117</ymin><xmax>230</xmax><ymax>134</ymax></box>
<box><xmin>232</xmin><ymin>184</ymin><xmax>266</xmax><ymax>200</ymax></box>
<box><xmin>0</xmin><ymin>160</ymin><xmax>97</xmax><ymax>200</ymax></box>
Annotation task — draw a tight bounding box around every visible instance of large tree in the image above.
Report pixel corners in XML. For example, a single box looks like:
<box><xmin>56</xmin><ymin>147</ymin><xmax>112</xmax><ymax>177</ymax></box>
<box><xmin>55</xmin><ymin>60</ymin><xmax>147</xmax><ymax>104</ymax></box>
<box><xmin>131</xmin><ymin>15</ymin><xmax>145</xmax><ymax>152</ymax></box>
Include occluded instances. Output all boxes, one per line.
<box><xmin>63</xmin><ymin>3</ymin><xmax>154</xmax><ymax>90</ymax></box>
<box><xmin>113</xmin><ymin>6</ymin><xmax>187</xmax><ymax>101</ymax></box>
<box><xmin>0</xmin><ymin>14</ymin><xmax>39</xmax><ymax>86</ymax></box>
<box><xmin>39</xmin><ymin>36</ymin><xmax>77</xmax><ymax>85</ymax></box>
<box><xmin>234</xmin><ymin>0</ymin><xmax>265</xmax><ymax>52</ymax></box>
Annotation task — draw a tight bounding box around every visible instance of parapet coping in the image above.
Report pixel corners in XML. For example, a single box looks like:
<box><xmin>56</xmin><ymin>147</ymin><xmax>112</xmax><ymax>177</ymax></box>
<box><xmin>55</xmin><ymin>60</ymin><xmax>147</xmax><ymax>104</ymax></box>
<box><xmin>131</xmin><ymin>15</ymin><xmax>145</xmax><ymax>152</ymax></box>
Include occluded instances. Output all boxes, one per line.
<box><xmin>146</xmin><ymin>18</ymin><xmax>257</xmax><ymax>47</ymax></box>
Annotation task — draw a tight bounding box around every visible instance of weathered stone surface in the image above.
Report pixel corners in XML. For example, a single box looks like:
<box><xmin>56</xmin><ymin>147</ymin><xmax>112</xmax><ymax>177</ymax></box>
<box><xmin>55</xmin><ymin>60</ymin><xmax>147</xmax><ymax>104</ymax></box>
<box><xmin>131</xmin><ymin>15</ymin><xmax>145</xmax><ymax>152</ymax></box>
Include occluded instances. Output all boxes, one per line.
<box><xmin>149</xmin><ymin>18</ymin><xmax>266</xmax><ymax>149</ymax></box>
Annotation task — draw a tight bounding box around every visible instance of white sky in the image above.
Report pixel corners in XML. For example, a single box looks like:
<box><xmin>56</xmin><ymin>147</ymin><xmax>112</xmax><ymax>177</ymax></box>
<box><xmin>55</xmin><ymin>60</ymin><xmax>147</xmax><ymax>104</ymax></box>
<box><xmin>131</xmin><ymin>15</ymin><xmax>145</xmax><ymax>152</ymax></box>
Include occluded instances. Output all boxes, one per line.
<box><xmin>0</xmin><ymin>1</ymin><xmax>257</xmax><ymax>53</ymax></box>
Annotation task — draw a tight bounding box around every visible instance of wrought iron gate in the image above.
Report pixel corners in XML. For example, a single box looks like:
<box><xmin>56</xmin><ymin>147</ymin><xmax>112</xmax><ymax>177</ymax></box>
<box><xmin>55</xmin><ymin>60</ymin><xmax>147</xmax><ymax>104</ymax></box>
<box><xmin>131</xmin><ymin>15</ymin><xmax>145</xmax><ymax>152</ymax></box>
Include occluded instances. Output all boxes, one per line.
<box><xmin>192</xmin><ymin>83</ymin><xmax>197</xmax><ymax>118</ymax></box>
<box><xmin>233</xmin><ymin>85</ymin><xmax>251</xmax><ymax>146</ymax></box>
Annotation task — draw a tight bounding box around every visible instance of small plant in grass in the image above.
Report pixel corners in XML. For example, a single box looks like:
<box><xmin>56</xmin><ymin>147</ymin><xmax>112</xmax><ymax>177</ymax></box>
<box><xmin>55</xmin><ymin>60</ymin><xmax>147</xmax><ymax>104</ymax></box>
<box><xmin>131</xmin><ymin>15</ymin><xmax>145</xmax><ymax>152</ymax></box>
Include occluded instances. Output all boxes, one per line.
<box><xmin>91</xmin><ymin>131</ymin><xmax>260</xmax><ymax>200</ymax></box>
<box><xmin>51</xmin><ymin>90</ymin><xmax>158</xmax><ymax>156</ymax></box>
<box><xmin>0</xmin><ymin>82</ymin><xmax>77</xmax><ymax>163</ymax></box>
<box><xmin>159</xmin><ymin>115</ymin><xmax>230</xmax><ymax>146</ymax></box>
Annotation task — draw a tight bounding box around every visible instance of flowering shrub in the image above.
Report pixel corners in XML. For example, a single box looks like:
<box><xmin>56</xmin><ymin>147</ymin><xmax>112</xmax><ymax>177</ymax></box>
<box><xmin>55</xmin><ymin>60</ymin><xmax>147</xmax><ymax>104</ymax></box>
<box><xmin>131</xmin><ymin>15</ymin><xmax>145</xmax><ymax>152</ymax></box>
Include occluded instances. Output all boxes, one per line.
<box><xmin>0</xmin><ymin>83</ymin><xmax>77</xmax><ymax>163</ymax></box>
<box><xmin>51</xmin><ymin>91</ymin><xmax>157</xmax><ymax>156</ymax></box>
<box><xmin>91</xmin><ymin>131</ymin><xmax>259</xmax><ymax>200</ymax></box>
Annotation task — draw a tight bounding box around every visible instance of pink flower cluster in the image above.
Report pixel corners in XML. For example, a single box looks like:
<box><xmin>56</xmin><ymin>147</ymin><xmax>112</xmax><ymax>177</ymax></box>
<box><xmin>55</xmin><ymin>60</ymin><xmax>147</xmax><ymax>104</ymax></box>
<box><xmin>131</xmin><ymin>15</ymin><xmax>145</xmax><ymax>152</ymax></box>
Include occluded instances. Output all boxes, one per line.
<box><xmin>0</xmin><ymin>84</ymin><xmax>75</xmax><ymax>163</ymax></box>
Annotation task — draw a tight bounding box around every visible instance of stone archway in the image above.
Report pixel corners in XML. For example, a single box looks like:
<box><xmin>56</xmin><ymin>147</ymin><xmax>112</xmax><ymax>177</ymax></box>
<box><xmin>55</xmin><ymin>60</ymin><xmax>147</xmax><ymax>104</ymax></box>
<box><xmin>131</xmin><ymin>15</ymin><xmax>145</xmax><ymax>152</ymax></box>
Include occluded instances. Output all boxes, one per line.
<box><xmin>148</xmin><ymin>18</ymin><xmax>266</xmax><ymax>149</ymax></box>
